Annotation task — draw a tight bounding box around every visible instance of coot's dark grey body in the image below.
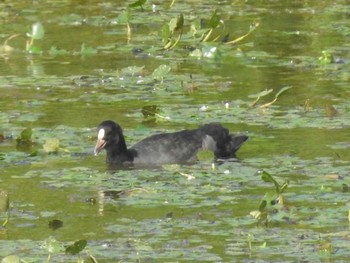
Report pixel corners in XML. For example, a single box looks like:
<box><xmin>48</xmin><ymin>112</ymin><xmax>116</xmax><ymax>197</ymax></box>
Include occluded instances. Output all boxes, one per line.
<box><xmin>94</xmin><ymin>120</ymin><xmax>248</xmax><ymax>166</ymax></box>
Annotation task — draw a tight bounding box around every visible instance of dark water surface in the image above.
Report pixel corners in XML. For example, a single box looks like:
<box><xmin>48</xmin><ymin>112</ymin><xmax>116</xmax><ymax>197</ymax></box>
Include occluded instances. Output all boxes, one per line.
<box><xmin>1</xmin><ymin>0</ymin><xmax>350</xmax><ymax>262</ymax></box>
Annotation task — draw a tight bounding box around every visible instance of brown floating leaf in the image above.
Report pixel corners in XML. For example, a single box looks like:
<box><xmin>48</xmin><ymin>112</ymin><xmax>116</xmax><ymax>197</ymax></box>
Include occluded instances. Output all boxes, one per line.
<box><xmin>303</xmin><ymin>98</ymin><xmax>311</xmax><ymax>111</ymax></box>
<box><xmin>325</xmin><ymin>105</ymin><xmax>337</xmax><ymax>118</ymax></box>
<box><xmin>43</xmin><ymin>138</ymin><xmax>60</xmax><ymax>153</ymax></box>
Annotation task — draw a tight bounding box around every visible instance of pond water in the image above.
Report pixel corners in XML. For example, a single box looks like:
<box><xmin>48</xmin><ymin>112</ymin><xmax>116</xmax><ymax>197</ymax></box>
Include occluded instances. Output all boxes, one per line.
<box><xmin>1</xmin><ymin>0</ymin><xmax>350</xmax><ymax>262</ymax></box>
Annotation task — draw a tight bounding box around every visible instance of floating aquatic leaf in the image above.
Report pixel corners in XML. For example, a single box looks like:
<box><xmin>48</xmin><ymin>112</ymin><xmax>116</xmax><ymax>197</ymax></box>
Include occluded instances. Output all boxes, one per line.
<box><xmin>48</xmin><ymin>219</ymin><xmax>63</xmax><ymax>230</ymax></box>
<box><xmin>318</xmin><ymin>242</ymin><xmax>333</xmax><ymax>253</ymax></box>
<box><xmin>261</xmin><ymin>171</ymin><xmax>288</xmax><ymax>194</ymax></box>
<box><xmin>259</xmin><ymin>242</ymin><xmax>267</xmax><ymax>248</ymax></box>
<box><xmin>152</xmin><ymin>64</ymin><xmax>171</xmax><ymax>83</ymax></box>
<box><xmin>324</xmin><ymin>105</ymin><xmax>337</xmax><ymax>118</ymax></box>
<box><xmin>120</xmin><ymin>65</ymin><xmax>144</xmax><ymax>76</ymax></box>
<box><xmin>258</xmin><ymin>199</ymin><xmax>267</xmax><ymax>212</ymax></box>
<box><xmin>169</xmin><ymin>17</ymin><xmax>178</xmax><ymax>33</ymax></box>
<box><xmin>1</xmin><ymin>255</ymin><xmax>20</xmax><ymax>263</ymax></box>
<box><xmin>16</xmin><ymin>128</ymin><xmax>35</xmax><ymax>152</ymax></box>
<box><xmin>17</xmin><ymin>128</ymin><xmax>32</xmax><ymax>142</ymax></box>
<box><xmin>162</xmin><ymin>14</ymin><xmax>184</xmax><ymax>49</ymax></box>
<box><xmin>79</xmin><ymin>43</ymin><xmax>97</xmax><ymax>56</ymax></box>
<box><xmin>259</xmin><ymin>86</ymin><xmax>292</xmax><ymax>108</ymax></box>
<box><xmin>49</xmin><ymin>46</ymin><xmax>68</xmax><ymax>56</ymax></box>
<box><xmin>129</xmin><ymin>0</ymin><xmax>147</xmax><ymax>8</ymax></box>
<box><xmin>141</xmin><ymin>105</ymin><xmax>159</xmax><ymax>117</ymax></box>
<box><xmin>225</xmin><ymin>22</ymin><xmax>260</xmax><ymax>45</ymax></box>
<box><xmin>275</xmin><ymin>86</ymin><xmax>292</xmax><ymax>98</ymax></box>
<box><xmin>43</xmin><ymin>138</ymin><xmax>60</xmax><ymax>153</ymax></box>
<box><xmin>41</xmin><ymin>237</ymin><xmax>61</xmax><ymax>254</ymax></box>
<box><xmin>248</xmin><ymin>89</ymin><xmax>273</xmax><ymax>99</ymax></box>
<box><xmin>175</xmin><ymin>13</ymin><xmax>184</xmax><ymax>32</ymax></box>
<box><xmin>207</xmin><ymin>9</ymin><xmax>221</xmax><ymax>29</ymax></box>
<box><xmin>169</xmin><ymin>13</ymin><xmax>184</xmax><ymax>33</ymax></box>
<box><xmin>318</xmin><ymin>50</ymin><xmax>333</xmax><ymax>65</ymax></box>
<box><xmin>26</xmin><ymin>45</ymin><xmax>42</xmax><ymax>54</ymax></box>
<box><xmin>201</xmin><ymin>9</ymin><xmax>222</xmax><ymax>42</ymax></box>
<box><xmin>261</xmin><ymin>170</ymin><xmax>281</xmax><ymax>194</ymax></box>
<box><xmin>27</xmin><ymin>22</ymin><xmax>45</xmax><ymax>40</ymax></box>
<box><xmin>161</xmin><ymin>24</ymin><xmax>171</xmax><ymax>44</ymax></box>
<box><xmin>65</xmin><ymin>240</ymin><xmax>87</xmax><ymax>255</ymax></box>
<box><xmin>279</xmin><ymin>181</ymin><xmax>288</xmax><ymax>194</ymax></box>
<box><xmin>117</xmin><ymin>9</ymin><xmax>130</xmax><ymax>24</ymax></box>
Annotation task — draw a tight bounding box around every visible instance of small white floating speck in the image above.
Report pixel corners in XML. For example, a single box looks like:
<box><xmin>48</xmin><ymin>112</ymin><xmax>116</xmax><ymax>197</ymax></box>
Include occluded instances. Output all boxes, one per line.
<box><xmin>199</xmin><ymin>105</ymin><xmax>208</xmax><ymax>111</ymax></box>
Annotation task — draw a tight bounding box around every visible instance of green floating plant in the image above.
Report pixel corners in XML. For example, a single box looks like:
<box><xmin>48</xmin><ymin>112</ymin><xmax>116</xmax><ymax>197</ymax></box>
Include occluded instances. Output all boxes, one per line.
<box><xmin>49</xmin><ymin>46</ymin><xmax>69</xmax><ymax>56</ymax></box>
<box><xmin>200</xmin><ymin>10</ymin><xmax>259</xmax><ymax>44</ymax></box>
<box><xmin>201</xmin><ymin>9</ymin><xmax>223</xmax><ymax>42</ymax></box>
<box><xmin>225</xmin><ymin>22</ymin><xmax>260</xmax><ymax>45</ymax></box>
<box><xmin>16</xmin><ymin>128</ymin><xmax>37</xmax><ymax>154</ymax></box>
<box><xmin>318</xmin><ymin>50</ymin><xmax>333</xmax><ymax>65</ymax></box>
<box><xmin>41</xmin><ymin>237</ymin><xmax>61</xmax><ymax>257</ymax></box>
<box><xmin>152</xmin><ymin>64</ymin><xmax>171</xmax><ymax>84</ymax></box>
<box><xmin>129</xmin><ymin>0</ymin><xmax>147</xmax><ymax>10</ymax></box>
<box><xmin>250</xmin><ymin>170</ymin><xmax>289</xmax><ymax>226</ymax></box>
<box><xmin>39</xmin><ymin>237</ymin><xmax>95</xmax><ymax>262</ymax></box>
<box><xmin>1</xmin><ymin>255</ymin><xmax>20</xmax><ymax>263</ymax></box>
<box><xmin>119</xmin><ymin>65</ymin><xmax>145</xmax><ymax>77</ymax></box>
<box><xmin>65</xmin><ymin>240</ymin><xmax>87</xmax><ymax>255</ymax></box>
<box><xmin>43</xmin><ymin>138</ymin><xmax>60</xmax><ymax>153</ymax></box>
<box><xmin>78</xmin><ymin>43</ymin><xmax>97</xmax><ymax>56</ymax></box>
<box><xmin>26</xmin><ymin>22</ymin><xmax>45</xmax><ymax>54</ymax></box>
<box><xmin>186</xmin><ymin>10</ymin><xmax>259</xmax><ymax>58</ymax></box>
<box><xmin>249</xmin><ymin>86</ymin><xmax>292</xmax><ymax>108</ymax></box>
<box><xmin>16</xmin><ymin>128</ymin><xmax>32</xmax><ymax>143</ymax></box>
<box><xmin>162</xmin><ymin>13</ymin><xmax>184</xmax><ymax>49</ymax></box>
<box><xmin>261</xmin><ymin>170</ymin><xmax>288</xmax><ymax>195</ymax></box>
<box><xmin>116</xmin><ymin>8</ymin><xmax>131</xmax><ymax>42</ymax></box>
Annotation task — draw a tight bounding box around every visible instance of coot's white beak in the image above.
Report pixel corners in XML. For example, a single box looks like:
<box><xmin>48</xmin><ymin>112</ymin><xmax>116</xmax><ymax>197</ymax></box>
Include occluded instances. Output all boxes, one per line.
<box><xmin>94</xmin><ymin>128</ymin><xmax>106</xmax><ymax>156</ymax></box>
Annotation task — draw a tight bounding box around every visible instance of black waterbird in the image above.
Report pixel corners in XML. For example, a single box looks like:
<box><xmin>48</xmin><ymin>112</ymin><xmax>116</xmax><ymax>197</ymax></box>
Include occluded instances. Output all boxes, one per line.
<box><xmin>94</xmin><ymin>120</ymin><xmax>248</xmax><ymax>166</ymax></box>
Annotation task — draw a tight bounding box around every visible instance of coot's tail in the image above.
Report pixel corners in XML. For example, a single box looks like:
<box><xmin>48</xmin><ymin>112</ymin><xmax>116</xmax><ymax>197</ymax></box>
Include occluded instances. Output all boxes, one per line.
<box><xmin>222</xmin><ymin>134</ymin><xmax>249</xmax><ymax>157</ymax></box>
<box><xmin>200</xmin><ymin>123</ymin><xmax>248</xmax><ymax>158</ymax></box>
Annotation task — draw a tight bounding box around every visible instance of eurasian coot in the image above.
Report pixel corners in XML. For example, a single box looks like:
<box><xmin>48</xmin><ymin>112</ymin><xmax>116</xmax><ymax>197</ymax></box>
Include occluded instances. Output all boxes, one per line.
<box><xmin>94</xmin><ymin>120</ymin><xmax>248</xmax><ymax>166</ymax></box>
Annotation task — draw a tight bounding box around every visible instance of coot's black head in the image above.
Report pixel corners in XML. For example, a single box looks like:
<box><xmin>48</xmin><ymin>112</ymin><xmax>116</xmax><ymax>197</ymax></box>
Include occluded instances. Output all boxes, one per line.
<box><xmin>94</xmin><ymin>120</ymin><xmax>124</xmax><ymax>156</ymax></box>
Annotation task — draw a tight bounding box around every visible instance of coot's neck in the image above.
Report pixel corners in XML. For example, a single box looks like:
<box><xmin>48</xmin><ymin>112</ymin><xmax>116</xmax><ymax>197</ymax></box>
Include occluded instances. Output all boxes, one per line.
<box><xmin>105</xmin><ymin>136</ymin><xmax>135</xmax><ymax>164</ymax></box>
